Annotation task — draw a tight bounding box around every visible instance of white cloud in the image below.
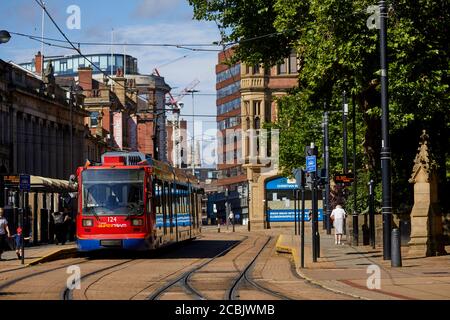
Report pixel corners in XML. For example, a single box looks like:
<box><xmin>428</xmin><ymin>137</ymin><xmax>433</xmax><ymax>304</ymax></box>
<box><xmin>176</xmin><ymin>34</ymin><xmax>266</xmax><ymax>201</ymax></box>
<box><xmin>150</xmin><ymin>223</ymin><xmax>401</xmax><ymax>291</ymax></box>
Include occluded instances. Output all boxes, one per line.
<box><xmin>131</xmin><ymin>0</ymin><xmax>182</xmax><ymax>19</ymax></box>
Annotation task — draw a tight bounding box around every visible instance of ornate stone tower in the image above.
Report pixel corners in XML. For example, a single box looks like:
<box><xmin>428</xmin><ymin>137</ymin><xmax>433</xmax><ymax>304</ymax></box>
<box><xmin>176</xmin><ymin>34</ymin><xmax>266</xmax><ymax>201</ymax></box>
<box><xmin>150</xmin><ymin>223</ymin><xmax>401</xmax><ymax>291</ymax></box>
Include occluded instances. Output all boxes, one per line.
<box><xmin>408</xmin><ymin>130</ymin><xmax>446</xmax><ymax>257</ymax></box>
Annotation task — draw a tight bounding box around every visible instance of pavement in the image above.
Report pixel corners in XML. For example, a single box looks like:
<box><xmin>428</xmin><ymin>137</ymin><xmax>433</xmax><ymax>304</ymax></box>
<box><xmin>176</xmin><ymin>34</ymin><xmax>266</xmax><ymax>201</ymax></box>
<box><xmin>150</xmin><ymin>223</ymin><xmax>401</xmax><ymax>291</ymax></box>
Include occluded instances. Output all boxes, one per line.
<box><xmin>276</xmin><ymin>229</ymin><xmax>450</xmax><ymax>300</ymax></box>
<box><xmin>0</xmin><ymin>242</ymin><xmax>77</xmax><ymax>270</ymax></box>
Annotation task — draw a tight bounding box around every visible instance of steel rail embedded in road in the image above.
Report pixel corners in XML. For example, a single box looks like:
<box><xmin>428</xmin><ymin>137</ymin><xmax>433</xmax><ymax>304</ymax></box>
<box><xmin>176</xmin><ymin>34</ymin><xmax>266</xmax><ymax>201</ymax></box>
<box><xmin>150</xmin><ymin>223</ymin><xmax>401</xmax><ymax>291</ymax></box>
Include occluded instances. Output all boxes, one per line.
<box><xmin>226</xmin><ymin>236</ymin><xmax>293</xmax><ymax>301</ymax></box>
<box><xmin>61</xmin><ymin>259</ymin><xmax>137</xmax><ymax>300</ymax></box>
<box><xmin>147</xmin><ymin>238</ymin><xmax>248</xmax><ymax>300</ymax></box>
<box><xmin>0</xmin><ymin>258</ymin><xmax>88</xmax><ymax>293</ymax></box>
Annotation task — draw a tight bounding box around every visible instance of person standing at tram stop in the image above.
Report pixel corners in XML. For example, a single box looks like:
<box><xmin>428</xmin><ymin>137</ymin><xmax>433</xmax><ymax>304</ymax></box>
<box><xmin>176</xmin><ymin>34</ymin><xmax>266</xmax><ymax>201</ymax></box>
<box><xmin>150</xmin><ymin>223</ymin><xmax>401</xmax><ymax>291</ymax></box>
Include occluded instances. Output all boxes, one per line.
<box><xmin>52</xmin><ymin>211</ymin><xmax>66</xmax><ymax>245</ymax></box>
<box><xmin>0</xmin><ymin>208</ymin><xmax>11</xmax><ymax>260</ymax></box>
<box><xmin>330</xmin><ymin>204</ymin><xmax>347</xmax><ymax>245</ymax></box>
<box><xmin>228</xmin><ymin>210</ymin><xmax>234</xmax><ymax>225</ymax></box>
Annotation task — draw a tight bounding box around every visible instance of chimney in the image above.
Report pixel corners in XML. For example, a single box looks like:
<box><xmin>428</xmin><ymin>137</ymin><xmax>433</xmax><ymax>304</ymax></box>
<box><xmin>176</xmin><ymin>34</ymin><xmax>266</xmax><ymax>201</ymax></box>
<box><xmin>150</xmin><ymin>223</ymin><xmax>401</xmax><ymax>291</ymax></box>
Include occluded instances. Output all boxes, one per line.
<box><xmin>35</xmin><ymin>51</ymin><xmax>43</xmax><ymax>76</ymax></box>
<box><xmin>78</xmin><ymin>66</ymin><xmax>93</xmax><ymax>91</ymax></box>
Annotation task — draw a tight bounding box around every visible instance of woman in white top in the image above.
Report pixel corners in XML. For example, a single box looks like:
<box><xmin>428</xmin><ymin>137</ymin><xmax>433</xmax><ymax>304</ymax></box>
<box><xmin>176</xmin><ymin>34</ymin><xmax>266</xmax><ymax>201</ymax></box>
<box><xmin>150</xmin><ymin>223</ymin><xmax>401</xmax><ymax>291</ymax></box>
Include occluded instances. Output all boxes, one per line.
<box><xmin>330</xmin><ymin>205</ymin><xmax>347</xmax><ymax>245</ymax></box>
<box><xmin>0</xmin><ymin>208</ymin><xmax>11</xmax><ymax>260</ymax></box>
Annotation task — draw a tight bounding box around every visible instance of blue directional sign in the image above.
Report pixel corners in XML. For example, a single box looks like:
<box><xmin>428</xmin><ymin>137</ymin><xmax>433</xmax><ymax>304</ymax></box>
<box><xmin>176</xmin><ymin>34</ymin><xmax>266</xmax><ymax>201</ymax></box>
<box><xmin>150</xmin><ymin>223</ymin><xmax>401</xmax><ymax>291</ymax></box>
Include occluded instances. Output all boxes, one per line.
<box><xmin>306</xmin><ymin>155</ymin><xmax>317</xmax><ymax>173</ymax></box>
<box><xmin>19</xmin><ymin>174</ymin><xmax>30</xmax><ymax>192</ymax></box>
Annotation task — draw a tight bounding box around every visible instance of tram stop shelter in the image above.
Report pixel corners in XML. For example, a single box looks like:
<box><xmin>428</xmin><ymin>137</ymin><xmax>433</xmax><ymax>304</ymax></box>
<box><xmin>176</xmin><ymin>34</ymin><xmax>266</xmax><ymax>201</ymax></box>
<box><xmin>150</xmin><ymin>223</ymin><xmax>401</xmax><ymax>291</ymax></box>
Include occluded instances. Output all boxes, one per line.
<box><xmin>2</xmin><ymin>174</ymin><xmax>77</xmax><ymax>245</ymax></box>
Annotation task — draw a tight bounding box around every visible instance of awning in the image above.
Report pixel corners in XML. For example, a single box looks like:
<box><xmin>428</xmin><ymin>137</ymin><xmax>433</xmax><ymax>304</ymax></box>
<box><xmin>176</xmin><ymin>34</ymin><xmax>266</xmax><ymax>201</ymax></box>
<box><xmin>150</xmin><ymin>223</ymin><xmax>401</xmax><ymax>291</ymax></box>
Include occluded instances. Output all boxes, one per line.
<box><xmin>3</xmin><ymin>175</ymin><xmax>77</xmax><ymax>193</ymax></box>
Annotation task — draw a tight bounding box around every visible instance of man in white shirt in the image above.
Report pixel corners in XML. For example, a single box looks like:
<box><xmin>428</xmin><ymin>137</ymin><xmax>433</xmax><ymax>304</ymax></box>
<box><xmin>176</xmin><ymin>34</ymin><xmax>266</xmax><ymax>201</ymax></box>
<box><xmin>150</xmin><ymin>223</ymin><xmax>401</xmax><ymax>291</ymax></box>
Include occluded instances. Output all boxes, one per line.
<box><xmin>330</xmin><ymin>205</ymin><xmax>347</xmax><ymax>245</ymax></box>
<box><xmin>228</xmin><ymin>211</ymin><xmax>234</xmax><ymax>225</ymax></box>
<box><xmin>0</xmin><ymin>208</ymin><xmax>11</xmax><ymax>260</ymax></box>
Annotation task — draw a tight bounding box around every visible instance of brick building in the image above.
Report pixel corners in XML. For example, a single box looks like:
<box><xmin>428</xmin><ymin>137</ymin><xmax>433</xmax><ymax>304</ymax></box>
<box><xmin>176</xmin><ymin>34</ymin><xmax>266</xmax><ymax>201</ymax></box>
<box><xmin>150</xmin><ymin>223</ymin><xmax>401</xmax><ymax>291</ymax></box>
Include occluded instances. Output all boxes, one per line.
<box><xmin>0</xmin><ymin>58</ymin><xmax>92</xmax><ymax>243</ymax></box>
<box><xmin>215</xmin><ymin>48</ymin><xmax>249</xmax><ymax>223</ymax></box>
<box><xmin>241</xmin><ymin>52</ymin><xmax>310</xmax><ymax>230</ymax></box>
<box><xmin>21</xmin><ymin>52</ymin><xmax>172</xmax><ymax>161</ymax></box>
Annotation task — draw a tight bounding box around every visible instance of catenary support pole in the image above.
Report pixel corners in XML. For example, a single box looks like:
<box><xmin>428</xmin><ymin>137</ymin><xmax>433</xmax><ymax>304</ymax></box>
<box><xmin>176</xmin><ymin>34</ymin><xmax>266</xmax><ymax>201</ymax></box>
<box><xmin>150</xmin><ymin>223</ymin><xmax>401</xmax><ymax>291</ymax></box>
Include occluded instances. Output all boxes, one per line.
<box><xmin>352</xmin><ymin>94</ymin><xmax>358</xmax><ymax>246</ymax></box>
<box><xmin>379</xmin><ymin>0</ymin><xmax>392</xmax><ymax>260</ymax></box>
<box><xmin>324</xmin><ymin>111</ymin><xmax>331</xmax><ymax>235</ymax></box>
<box><xmin>301</xmin><ymin>188</ymin><xmax>305</xmax><ymax>268</ymax></box>
<box><xmin>369</xmin><ymin>180</ymin><xmax>375</xmax><ymax>249</ymax></box>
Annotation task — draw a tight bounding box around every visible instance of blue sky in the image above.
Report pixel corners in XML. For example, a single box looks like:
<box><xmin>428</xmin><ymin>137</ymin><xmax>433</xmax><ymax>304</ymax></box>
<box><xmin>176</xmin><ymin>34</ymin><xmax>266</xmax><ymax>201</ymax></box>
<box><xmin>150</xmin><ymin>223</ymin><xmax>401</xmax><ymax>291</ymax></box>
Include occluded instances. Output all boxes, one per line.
<box><xmin>0</xmin><ymin>0</ymin><xmax>221</xmax><ymax>166</ymax></box>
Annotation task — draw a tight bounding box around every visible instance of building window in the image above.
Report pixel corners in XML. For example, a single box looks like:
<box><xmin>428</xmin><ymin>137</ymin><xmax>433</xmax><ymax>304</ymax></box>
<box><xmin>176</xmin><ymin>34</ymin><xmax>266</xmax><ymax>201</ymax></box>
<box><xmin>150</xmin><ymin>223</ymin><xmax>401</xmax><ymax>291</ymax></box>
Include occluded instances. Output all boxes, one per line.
<box><xmin>90</xmin><ymin>111</ymin><xmax>100</xmax><ymax>128</ymax></box>
<box><xmin>253</xmin><ymin>101</ymin><xmax>261</xmax><ymax>116</ymax></box>
<box><xmin>253</xmin><ymin>64</ymin><xmax>260</xmax><ymax>75</ymax></box>
<box><xmin>277</xmin><ymin>59</ymin><xmax>287</xmax><ymax>75</ymax></box>
<box><xmin>217</xmin><ymin>82</ymin><xmax>241</xmax><ymax>99</ymax></box>
<box><xmin>217</xmin><ymin>98</ymin><xmax>241</xmax><ymax>115</ymax></box>
<box><xmin>216</xmin><ymin>64</ymin><xmax>240</xmax><ymax>83</ymax></box>
<box><xmin>60</xmin><ymin>60</ymin><xmax>67</xmax><ymax>73</ymax></box>
<box><xmin>289</xmin><ymin>52</ymin><xmax>298</xmax><ymax>74</ymax></box>
<box><xmin>100</xmin><ymin>56</ymin><xmax>108</xmax><ymax>70</ymax></box>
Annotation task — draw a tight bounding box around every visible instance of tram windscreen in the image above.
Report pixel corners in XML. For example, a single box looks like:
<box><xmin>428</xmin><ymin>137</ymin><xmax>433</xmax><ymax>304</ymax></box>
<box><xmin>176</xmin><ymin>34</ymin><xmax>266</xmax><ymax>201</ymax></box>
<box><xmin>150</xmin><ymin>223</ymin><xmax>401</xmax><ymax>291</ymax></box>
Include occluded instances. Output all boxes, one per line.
<box><xmin>82</xmin><ymin>169</ymin><xmax>144</xmax><ymax>216</ymax></box>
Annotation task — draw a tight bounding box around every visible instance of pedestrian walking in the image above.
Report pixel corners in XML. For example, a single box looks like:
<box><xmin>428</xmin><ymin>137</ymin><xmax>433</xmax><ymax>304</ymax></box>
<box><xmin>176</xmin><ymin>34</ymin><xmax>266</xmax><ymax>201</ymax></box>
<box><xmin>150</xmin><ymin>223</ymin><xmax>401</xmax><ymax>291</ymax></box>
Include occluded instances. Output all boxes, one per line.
<box><xmin>52</xmin><ymin>211</ymin><xmax>65</xmax><ymax>245</ymax></box>
<box><xmin>11</xmin><ymin>226</ymin><xmax>31</xmax><ymax>260</ymax></box>
<box><xmin>228</xmin><ymin>210</ymin><xmax>234</xmax><ymax>225</ymax></box>
<box><xmin>330</xmin><ymin>204</ymin><xmax>347</xmax><ymax>245</ymax></box>
<box><xmin>62</xmin><ymin>207</ymin><xmax>72</xmax><ymax>243</ymax></box>
<box><xmin>0</xmin><ymin>208</ymin><xmax>11</xmax><ymax>260</ymax></box>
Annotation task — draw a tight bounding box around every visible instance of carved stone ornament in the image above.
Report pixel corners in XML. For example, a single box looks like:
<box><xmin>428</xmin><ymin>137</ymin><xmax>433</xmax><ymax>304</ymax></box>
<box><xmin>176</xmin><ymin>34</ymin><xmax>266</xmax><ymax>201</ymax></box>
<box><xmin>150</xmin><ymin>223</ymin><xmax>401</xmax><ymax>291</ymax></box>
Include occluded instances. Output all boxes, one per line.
<box><xmin>409</xmin><ymin>130</ymin><xmax>436</xmax><ymax>184</ymax></box>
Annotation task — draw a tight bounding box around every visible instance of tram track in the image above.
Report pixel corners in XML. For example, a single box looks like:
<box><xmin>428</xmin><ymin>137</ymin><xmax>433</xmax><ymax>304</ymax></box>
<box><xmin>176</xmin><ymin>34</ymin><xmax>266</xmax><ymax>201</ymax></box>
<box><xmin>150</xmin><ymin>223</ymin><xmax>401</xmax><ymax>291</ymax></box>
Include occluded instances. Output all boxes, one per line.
<box><xmin>0</xmin><ymin>258</ymin><xmax>88</xmax><ymax>293</ymax></box>
<box><xmin>147</xmin><ymin>238</ymin><xmax>247</xmax><ymax>300</ymax></box>
<box><xmin>226</xmin><ymin>236</ymin><xmax>292</xmax><ymax>300</ymax></box>
<box><xmin>62</xmin><ymin>258</ymin><xmax>138</xmax><ymax>300</ymax></box>
<box><xmin>148</xmin><ymin>234</ymin><xmax>294</xmax><ymax>301</ymax></box>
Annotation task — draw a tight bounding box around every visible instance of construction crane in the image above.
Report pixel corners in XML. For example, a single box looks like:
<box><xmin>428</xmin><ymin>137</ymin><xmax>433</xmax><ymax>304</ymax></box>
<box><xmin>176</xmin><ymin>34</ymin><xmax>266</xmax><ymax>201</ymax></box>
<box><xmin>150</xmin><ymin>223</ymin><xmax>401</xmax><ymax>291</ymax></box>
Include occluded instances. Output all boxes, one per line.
<box><xmin>153</xmin><ymin>68</ymin><xmax>200</xmax><ymax>168</ymax></box>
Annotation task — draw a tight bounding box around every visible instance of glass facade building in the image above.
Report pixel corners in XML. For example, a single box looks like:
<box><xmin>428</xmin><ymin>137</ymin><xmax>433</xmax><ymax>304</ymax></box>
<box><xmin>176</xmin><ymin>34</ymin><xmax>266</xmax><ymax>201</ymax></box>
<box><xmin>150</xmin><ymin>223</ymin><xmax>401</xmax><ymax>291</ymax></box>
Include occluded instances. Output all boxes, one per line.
<box><xmin>19</xmin><ymin>53</ymin><xmax>139</xmax><ymax>77</ymax></box>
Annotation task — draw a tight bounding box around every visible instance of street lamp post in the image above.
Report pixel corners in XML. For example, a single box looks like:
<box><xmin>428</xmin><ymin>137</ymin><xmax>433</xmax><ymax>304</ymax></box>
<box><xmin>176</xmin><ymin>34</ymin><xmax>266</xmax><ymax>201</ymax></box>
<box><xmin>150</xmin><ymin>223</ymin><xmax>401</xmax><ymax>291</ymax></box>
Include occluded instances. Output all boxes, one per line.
<box><xmin>379</xmin><ymin>0</ymin><xmax>392</xmax><ymax>260</ymax></box>
<box><xmin>187</xmin><ymin>89</ymin><xmax>199</xmax><ymax>176</ymax></box>
<box><xmin>343</xmin><ymin>91</ymin><xmax>349</xmax><ymax>237</ymax></box>
<box><xmin>323</xmin><ymin>111</ymin><xmax>331</xmax><ymax>235</ymax></box>
<box><xmin>352</xmin><ymin>94</ymin><xmax>359</xmax><ymax>246</ymax></box>
<box><xmin>0</xmin><ymin>30</ymin><xmax>11</xmax><ymax>44</ymax></box>
<box><xmin>343</xmin><ymin>91</ymin><xmax>348</xmax><ymax>174</ymax></box>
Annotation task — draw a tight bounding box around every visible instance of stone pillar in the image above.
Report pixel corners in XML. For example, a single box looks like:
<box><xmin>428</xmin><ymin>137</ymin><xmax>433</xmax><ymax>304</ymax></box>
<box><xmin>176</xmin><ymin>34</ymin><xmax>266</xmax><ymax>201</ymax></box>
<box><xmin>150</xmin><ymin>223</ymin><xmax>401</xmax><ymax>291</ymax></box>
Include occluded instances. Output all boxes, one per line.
<box><xmin>33</xmin><ymin>117</ymin><xmax>42</xmax><ymax>176</ymax></box>
<box><xmin>17</xmin><ymin>113</ymin><xmax>26</xmax><ymax>173</ymax></box>
<box><xmin>408</xmin><ymin>130</ymin><xmax>446</xmax><ymax>257</ymax></box>
<box><xmin>51</xmin><ymin>123</ymin><xmax>57</xmax><ymax>178</ymax></box>
<box><xmin>58</xmin><ymin>125</ymin><xmax>64</xmax><ymax>179</ymax></box>
<box><xmin>42</xmin><ymin>121</ymin><xmax>49</xmax><ymax>177</ymax></box>
<box><xmin>26</xmin><ymin>115</ymin><xmax>34</xmax><ymax>174</ymax></box>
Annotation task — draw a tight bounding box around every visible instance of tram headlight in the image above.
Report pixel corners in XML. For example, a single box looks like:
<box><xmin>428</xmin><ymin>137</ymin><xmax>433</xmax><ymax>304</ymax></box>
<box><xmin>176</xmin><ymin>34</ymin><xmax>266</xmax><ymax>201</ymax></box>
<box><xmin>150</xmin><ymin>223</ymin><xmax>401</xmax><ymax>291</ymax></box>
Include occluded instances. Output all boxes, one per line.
<box><xmin>82</xmin><ymin>219</ymin><xmax>94</xmax><ymax>227</ymax></box>
<box><xmin>131</xmin><ymin>219</ymin><xmax>143</xmax><ymax>226</ymax></box>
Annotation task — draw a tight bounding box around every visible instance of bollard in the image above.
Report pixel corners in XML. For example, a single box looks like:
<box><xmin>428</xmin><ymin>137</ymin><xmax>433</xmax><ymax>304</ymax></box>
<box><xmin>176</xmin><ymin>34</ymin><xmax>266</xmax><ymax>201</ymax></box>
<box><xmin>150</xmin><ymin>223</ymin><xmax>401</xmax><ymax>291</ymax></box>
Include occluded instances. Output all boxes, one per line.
<box><xmin>217</xmin><ymin>223</ymin><xmax>220</xmax><ymax>233</ymax></box>
<box><xmin>391</xmin><ymin>228</ymin><xmax>402</xmax><ymax>267</ymax></box>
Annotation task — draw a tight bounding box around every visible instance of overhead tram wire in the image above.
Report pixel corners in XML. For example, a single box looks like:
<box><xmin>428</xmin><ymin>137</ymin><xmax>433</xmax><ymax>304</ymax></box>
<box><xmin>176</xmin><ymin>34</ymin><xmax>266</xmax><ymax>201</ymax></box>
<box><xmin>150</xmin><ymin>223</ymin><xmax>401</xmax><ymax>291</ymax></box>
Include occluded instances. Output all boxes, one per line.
<box><xmin>33</xmin><ymin>0</ymin><xmax>136</xmax><ymax>92</ymax></box>
<box><xmin>16</xmin><ymin>4</ymin><xmax>368</xmax><ymax>55</ymax></box>
<box><xmin>10</xmin><ymin>32</ymin><xmax>221</xmax><ymax>52</ymax></box>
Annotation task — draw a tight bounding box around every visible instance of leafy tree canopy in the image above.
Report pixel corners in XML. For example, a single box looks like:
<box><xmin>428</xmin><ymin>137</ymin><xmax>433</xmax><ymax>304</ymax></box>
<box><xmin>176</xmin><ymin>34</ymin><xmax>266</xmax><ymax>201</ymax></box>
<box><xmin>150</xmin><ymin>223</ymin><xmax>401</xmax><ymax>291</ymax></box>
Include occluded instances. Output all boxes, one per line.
<box><xmin>189</xmin><ymin>0</ymin><xmax>450</xmax><ymax>212</ymax></box>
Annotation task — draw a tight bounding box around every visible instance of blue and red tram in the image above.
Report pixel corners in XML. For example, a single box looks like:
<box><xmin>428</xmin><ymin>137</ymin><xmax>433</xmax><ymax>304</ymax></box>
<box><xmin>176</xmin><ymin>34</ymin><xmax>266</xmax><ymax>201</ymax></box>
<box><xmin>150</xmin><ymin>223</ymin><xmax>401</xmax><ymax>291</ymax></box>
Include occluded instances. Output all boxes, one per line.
<box><xmin>76</xmin><ymin>152</ymin><xmax>202</xmax><ymax>252</ymax></box>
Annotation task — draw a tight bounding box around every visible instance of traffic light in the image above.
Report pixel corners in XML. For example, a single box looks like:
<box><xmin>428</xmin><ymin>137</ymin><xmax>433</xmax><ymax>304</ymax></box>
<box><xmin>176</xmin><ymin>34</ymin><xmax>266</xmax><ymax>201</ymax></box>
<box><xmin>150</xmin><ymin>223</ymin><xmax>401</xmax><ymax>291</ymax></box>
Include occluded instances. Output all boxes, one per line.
<box><xmin>305</xmin><ymin>145</ymin><xmax>318</xmax><ymax>157</ymax></box>
<box><xmin>293</xmin><ymin>168</ymin><xmax>305</xmax><ymax>189</ymax></box>
<box><xmin>318</xmin><ymin>168</ymin><xmax>327</xmax><ymax>186</ymax></box>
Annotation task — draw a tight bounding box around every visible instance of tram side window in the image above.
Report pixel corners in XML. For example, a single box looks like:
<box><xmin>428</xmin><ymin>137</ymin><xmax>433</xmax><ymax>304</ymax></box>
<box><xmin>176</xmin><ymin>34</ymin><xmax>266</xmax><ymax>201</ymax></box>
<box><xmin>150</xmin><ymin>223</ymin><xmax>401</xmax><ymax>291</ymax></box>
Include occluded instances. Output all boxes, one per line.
<box><xmin>172</xmin><ymin>184</ymin><xmax>178</xmax><ymax>224</ymax></box>
<box><xmin>164</xmin><ymin>183</ymin><xmax>172</xmax><ymax>229</ymax></box>
<box><xmin>182</xmin><ymin>188</ymin><xmax>187</xmax><ymax>214</ymax></box>
<box><xmin>187</xmin><ymin>190</ymin><xmax>191</xmax><ymax>226</ymax></box>
<box><xmin>147</xmin><ymin>178</ymin><xmax>152</xmax><ymax>215</ymax></box>
<box><xmin>154</xmin><ymin>180</ymin><xmax>163</xmax><ymax>229</ymax></box>
<box><xmin>196</xmin><ymin>192</ymin><xmax>201</xmax><ymax>227</ymax></box>
<box><xmin>191</xmin><ymin>191</ymin><xmax>196</xmax><ymax>229</ymax></box>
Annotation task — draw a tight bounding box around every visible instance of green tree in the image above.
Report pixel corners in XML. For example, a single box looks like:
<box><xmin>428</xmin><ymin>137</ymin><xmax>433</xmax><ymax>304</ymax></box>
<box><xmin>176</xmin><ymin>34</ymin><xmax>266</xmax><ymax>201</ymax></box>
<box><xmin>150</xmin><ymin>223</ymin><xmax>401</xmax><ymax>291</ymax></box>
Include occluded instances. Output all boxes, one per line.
<box><xmin>189</xmin><ymin>0</ymin><xmax>450</xmax><ymax>212</ymax></box>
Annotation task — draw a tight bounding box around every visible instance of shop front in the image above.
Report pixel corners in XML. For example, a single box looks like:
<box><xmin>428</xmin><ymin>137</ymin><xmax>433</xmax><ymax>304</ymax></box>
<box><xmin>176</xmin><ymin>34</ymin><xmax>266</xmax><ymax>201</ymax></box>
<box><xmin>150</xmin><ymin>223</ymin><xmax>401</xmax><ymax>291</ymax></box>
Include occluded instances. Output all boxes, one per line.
<box><xmin>265</xmin><ymin>176</ymin><xmax>323</xmax><ymax>228</ymax></box>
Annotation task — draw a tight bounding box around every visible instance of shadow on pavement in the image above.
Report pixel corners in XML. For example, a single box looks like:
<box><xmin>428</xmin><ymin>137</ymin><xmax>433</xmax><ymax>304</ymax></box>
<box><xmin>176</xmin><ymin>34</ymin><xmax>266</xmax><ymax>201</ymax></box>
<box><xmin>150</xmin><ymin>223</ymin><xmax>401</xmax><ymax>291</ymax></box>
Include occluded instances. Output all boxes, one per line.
<box><xmin>79</xmin><ymin>239</ymin><xmax>242</xmax><ymax>260</ymax></box>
